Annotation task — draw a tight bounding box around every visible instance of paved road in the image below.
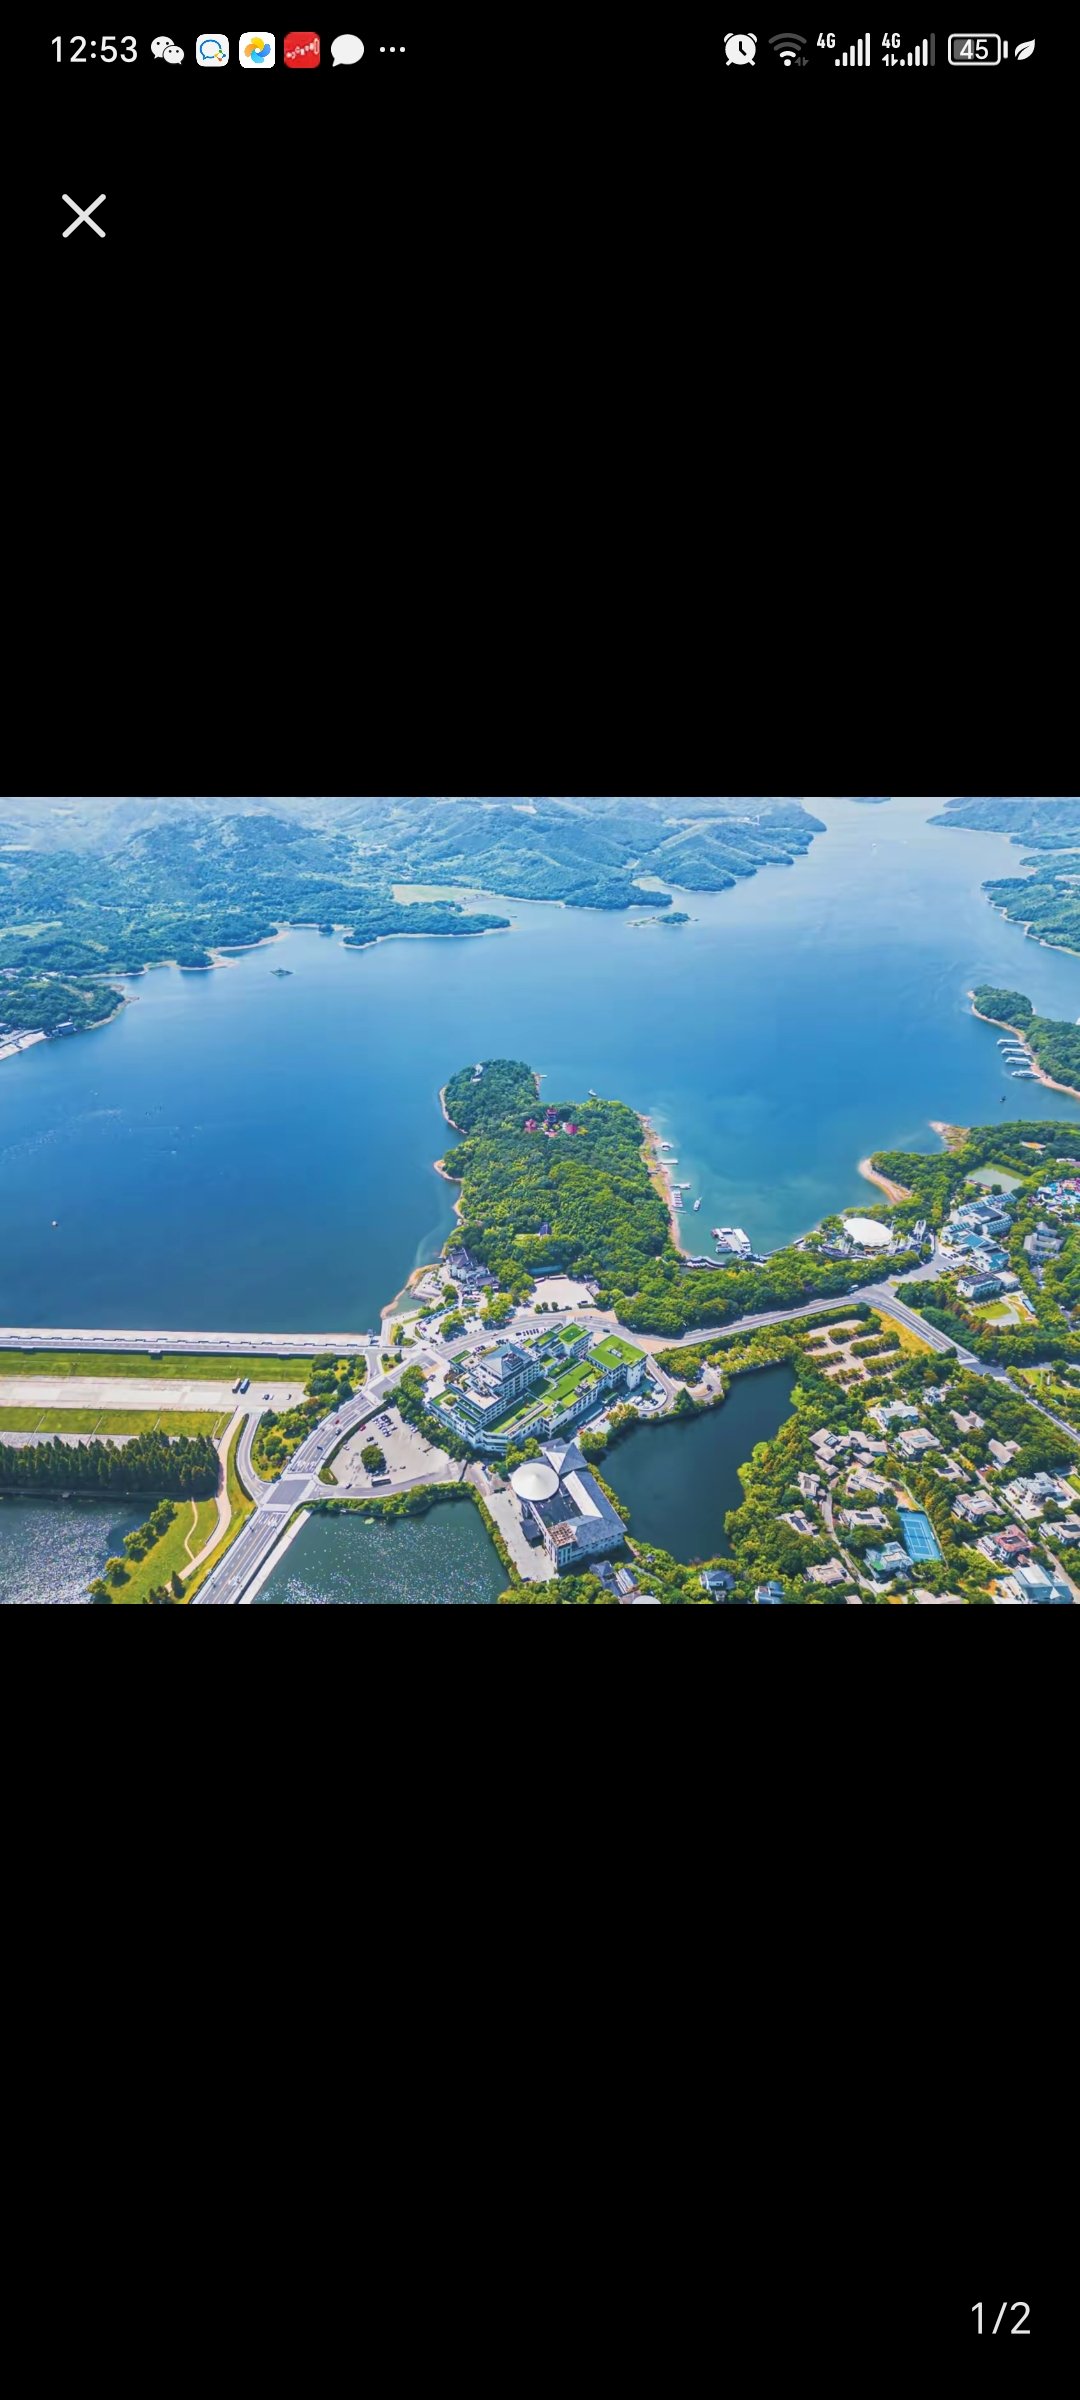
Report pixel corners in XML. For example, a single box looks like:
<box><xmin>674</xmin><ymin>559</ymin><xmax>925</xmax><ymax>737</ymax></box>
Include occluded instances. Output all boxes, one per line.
<box><xmin>0</xmin><ymin>1373</ymin><xmax>304</xmax><ymax>1412</ymax></box>
<box><xmin>193</xmin><ymin>1373</ymin><xmax>407</xmax><ymax>1603</ymax></box>
<box><xmin>0</xmin><ymin>1327</ymin><xmax>377</xmax><ymax>1360</ymax></box>
<box><xmin>9</xmin><ymin>1261</ymin><xmax>1078</xmax><ymax>1601</ymax></box>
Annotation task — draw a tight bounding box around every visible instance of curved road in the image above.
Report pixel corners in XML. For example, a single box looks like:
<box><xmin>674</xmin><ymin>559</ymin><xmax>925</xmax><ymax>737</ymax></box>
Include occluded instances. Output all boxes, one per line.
<box><xmin>195</xmin><ymin>1271</ymin><xmax>1057</xmax><ymax>1604</ymax></box>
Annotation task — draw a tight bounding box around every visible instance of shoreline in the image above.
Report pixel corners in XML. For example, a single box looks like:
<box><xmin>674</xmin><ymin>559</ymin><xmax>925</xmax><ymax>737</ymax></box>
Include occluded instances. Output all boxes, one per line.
<box><xmin>383</xmin><ymin>1084</ymin><xmax>470</xmax><ymax>1318</ymax></box>
<box><xmin>858</xmin><ymin>1155</ymin><xmax>913</xmax><ymax>1204</ymax></box>
<box><xmin>968</xmin><ymin>994</ymin><xmax>1080</xmax><ymax>1105</ymax></box>
<box><xmin>929</xmin><ymin>1119</ymin><xmax>970</xmax><ymax>1152</ymax></box>
<box><xmin>640</xmin><ymin>1116</ymin><xmax>690</xmax><ymax>1254</ymax></box>
<box><xmin>238</xmin><ymin>1509</ymin><xmax>310</xmax><ymax>1603</ymax></box>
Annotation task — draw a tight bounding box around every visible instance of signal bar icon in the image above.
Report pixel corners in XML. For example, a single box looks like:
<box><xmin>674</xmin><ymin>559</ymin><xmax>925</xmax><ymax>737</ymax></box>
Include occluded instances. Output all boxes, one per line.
<box><xmin>835</xmin><ymin>32</ymin><xmax>871</xmax><ymax>65</ymax></box>
<box><xmin>894</xmin><ymin>33</ymin><xmax>936</xmax><ymax>64</ymax></box>
<box><xmin>769</xmin><ymin>32</ymin><xmax>806</xmax><ymax>64</ymax></box>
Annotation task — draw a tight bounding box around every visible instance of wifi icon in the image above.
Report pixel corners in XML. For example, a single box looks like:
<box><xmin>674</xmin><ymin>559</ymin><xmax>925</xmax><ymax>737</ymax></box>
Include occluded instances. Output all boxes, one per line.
<box><xmin>769</xmin><ymin>32</ymin><xmax>807</xmax><ymax>64</ymax></box>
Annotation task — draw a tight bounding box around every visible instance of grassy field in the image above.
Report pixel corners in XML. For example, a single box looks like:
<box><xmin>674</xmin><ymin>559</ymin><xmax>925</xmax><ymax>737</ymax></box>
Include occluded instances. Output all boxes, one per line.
<box><xmin>1018</xmin><ymin>1367</ymin><xmax>1080</xmax><ymax>1418</ymax></box>
<box><xmin>0</xmin><ymin>1406</ymin><xmax>228</xmax><ymax>1437</ymax></box>
<box><xmin>111</xmin><ymin>1496</ymin><xmax>220</xmax><ymax>1605</ymax></box>
<box><xmin>873</xmin><ymin>1312</ymin><xmax>931</xmax><ymax>1355</ymax></box>
<box><xmin>0</xmin><ymin>1350</ymin><xmax>316</xmax><ymax>1383</ymax></box>
<box><xmin>181</xmin><ymin>1422</ymin><xmax>255</xmax><ymax>1599</ymax></box>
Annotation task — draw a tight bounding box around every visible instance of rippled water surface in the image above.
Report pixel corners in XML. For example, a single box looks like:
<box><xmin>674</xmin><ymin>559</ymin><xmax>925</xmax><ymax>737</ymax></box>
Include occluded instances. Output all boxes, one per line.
<box><xmin>0</xmin><ymin>1495</ymin><xmax>149</xmax><ymax>1604</ymax></box>
<box><xmin>255</xmin><ymin>1499</ymin><xmax>505</xmax><ymax>1604</ymax></box>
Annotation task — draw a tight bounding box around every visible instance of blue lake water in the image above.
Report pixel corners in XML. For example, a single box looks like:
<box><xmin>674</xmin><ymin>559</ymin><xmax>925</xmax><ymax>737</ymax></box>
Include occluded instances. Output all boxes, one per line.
<box><xmin>0</xmin><ymin>1494</ymin><xmax>149</xmax><ymax>1604</ymax></box>
<box><xmin>4</xmin><ymin>796</ymin><xmax>1080</xmax><ymax>1336</ymax></box>
<box><xmin>255</xmin><ymin>1498</ymin><xmax>505</xmax><ymax>1604</ymax></box>
<box><xmin>605</xmin><ymin>1363</ymin><xmax>799</xmax><ymax>1563</ymax></box>
<box><xmin>6</xmin><ymin>794</ymin><xmax>1080</xmax><ymax>1602</ymax></box>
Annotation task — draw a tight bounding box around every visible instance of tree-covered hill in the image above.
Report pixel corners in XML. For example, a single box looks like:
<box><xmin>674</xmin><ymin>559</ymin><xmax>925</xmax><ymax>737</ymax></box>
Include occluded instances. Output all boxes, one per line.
<box><xmin>440</xmin><ymin>1059</ymin><xmax>908</xmax><ymax>1336</ymax></box>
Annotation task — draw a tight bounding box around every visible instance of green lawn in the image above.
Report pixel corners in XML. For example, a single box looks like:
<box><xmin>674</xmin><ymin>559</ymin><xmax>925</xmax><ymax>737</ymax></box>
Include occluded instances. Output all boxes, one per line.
<box><xmin>591</xmin><ymin>1334</ymin><xmax>645</xmax><ymax>1368</ymax></box>
<box><xmin>181</xmin><ymin>1422</ymin><xmax>255</xmax><ymax>1599</ymax></box>
<box><xmin>0</xmin><ymin>1405</ymin><xmax>228</xmax><ymax>1436</ymax></box>
<box><xmin>109</xmin><ymin>1496</ymin><xmax>220</xmax><ymax>1604</ymax></box>
<box><xmin>0</xmin><ymin>1349</ymin><xmax>317</xmax><ymax>1383</ymax></box>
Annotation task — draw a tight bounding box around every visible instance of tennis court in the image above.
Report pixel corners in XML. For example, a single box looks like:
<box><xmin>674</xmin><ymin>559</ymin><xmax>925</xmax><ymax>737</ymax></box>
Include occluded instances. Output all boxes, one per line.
<box><xmin>898</xmin><ymin>1507</ymin><xmax>943</xmax><ymax>1563</ymax></box>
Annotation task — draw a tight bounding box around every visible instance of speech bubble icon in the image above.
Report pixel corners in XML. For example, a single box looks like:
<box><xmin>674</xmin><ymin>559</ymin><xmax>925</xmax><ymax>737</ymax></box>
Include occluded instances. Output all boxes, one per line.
<box><xmin>330</xmin><ymin>33</ymin><xmax>364</xmax><ymax>65</ymax></box>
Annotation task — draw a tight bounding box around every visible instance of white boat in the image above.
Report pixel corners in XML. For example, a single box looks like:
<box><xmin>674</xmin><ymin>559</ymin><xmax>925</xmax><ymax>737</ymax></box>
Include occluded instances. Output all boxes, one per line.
<box><xmin>693</xmin><ymin>1197</ymin><xmax>702</xmax><ymax>1211</ymax></box>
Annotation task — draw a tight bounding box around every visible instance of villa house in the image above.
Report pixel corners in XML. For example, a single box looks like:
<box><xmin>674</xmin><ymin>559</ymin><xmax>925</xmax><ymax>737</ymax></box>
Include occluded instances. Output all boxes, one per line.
<box><xmin>845</xmin><ymin>1465</ymin><xmax>890</xmax><ymax>1497</ymax></box>
<box><xmin>781</xmin><ymin>1510</ymin><xmax>817</xmax><ymax>1538</ymax></box>
<box><xmin>951</xmin><ymin>1410</ymin><xmax>985</xmax><ymax>1434</ymax></box>
<box><xmin>796</xmin><ymin>1472</ymin><xmax>822</xmax><ymax>1499</ymax></box>
<box><xmin>953</xmin><ymin>1490</ymin><xmax>1000</xmax><ymax>1524</ymax></box>
<box><xmin>976</xmin><ymin>1524</ymin><xmax>1033</xmax><ymax>1568</ymax></box>
<box><xmin>869</xmin><ymin>1400</ymin><xmax>919</xmax><ymax>1432</ymax></box>
<box><xmin>444</xmin><ymin>1244</ymin><xmax>496</xmax><ymax>1298</ymax></box>
<box><xmin>805</xmin><ymin>1558</ymin><xmax>847</xmax><ymax>1588</ymax></box>
<box><xmin>895</xmin><ymin>1426</ymin><xmax>941</xmax><ymax>1460</ymax></box>
<box><xmin>1023</xmin><ymin>1224</ymin><xmax>1063</xmax><ymax>1261</ymax></box>
<box><xmin>1002</xmin><ymin>1472</ymin><xmax>1072</xmax><ymax>1521</ymax></box>
<box><xmin>755</xmin><ymin>1582</ymin><xmax>785</xmax><ymax>1604</ymax></box>
<box><xmin>996</xmin><ymin>1562</ymin><xmax>1073</xmax><ymax>1605</ymax></box>
<box><xmin>1048</xmin><ymin>1514</ymin><xmax>1080</xmax><ymax>1546</ymax></box>
<box><xmin>838</xmin><ymin>1506</ymin><xmax>888</xmax><ymax>1531</ymax></box>
<box><xmin>700</xmin><ymin>1567</ymin><xmax>736</xmax><ymax>1597</ymax></box>
<box><xmin>865</xmin><ymin>1541</ymin><xmax>912</xmax><ymax>1581</ymax></box>
<box><xmin>988</xmin><ymin>1438</ymin><xmax>1019</xmax><ymax>1467</ymax></box>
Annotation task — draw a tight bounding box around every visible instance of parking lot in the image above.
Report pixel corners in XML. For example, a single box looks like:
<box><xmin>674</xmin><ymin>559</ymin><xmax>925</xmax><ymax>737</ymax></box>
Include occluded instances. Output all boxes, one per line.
<box><xmin>329</xmin><ymin>1407</ymin><xmax>459</xmax><ymax>1489</ymax></box>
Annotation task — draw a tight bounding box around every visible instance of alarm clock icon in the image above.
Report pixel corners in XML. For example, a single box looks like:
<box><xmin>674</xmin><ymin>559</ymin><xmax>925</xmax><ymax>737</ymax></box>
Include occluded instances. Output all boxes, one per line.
<box><xmin>725</xmin><ymin>34</ymin><xmax>757</xmax><ymax>65</ymax></box>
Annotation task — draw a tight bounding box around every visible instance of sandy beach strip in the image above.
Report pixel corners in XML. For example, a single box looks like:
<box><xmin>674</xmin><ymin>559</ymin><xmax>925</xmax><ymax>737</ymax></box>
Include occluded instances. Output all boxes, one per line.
<box><xmin>858</xmin><ymin>1156</ymin><xmax>913</xmax><ymax>1204</ymax></box>
<box><xmin>639</xmin><ymin>1118</ymin><xmax>690</xmax><ymax>1254</ymax></box>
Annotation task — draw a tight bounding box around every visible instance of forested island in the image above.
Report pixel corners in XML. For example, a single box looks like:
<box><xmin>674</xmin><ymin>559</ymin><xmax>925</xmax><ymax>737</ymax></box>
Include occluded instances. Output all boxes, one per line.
<box><xmin>439</xmin><ymin>1058</ymin><xmax>916</xmax><ymax>1337</ymax></box>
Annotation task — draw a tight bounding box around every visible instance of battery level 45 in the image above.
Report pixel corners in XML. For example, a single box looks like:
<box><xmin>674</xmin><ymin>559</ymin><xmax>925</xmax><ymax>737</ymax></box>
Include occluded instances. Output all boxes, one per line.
<box><xmin>947</xmin><ymin>36</ymin><xmax>1037</xmax><ymax>65</ymax></box>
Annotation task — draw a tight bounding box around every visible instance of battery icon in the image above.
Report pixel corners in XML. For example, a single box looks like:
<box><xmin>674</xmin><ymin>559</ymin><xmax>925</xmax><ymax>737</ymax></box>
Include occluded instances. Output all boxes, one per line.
<box><xmin>947</xmin><ymin>34</ymin><xmax>1004</xmax><ymax>63</ymax></box>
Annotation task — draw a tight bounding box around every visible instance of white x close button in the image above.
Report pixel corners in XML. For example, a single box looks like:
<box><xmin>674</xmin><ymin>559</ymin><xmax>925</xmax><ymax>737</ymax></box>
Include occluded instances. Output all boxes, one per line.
<box><xmin>63</xmin><ymin>193</ymin><xmax>106</xmax><ymax>238</ymax></box>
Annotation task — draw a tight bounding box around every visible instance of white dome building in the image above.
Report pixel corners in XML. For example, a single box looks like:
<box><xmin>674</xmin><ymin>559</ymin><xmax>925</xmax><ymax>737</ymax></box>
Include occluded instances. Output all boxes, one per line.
<box><xmin>842</xmin><ymin>1215</ymin><xmax>893</xmax><ymax>1250</ymax></box>
<box><xmin>509</xmin><ymin>1460</ymin><xmax>560</xmax><ymax>1503</ymax></box>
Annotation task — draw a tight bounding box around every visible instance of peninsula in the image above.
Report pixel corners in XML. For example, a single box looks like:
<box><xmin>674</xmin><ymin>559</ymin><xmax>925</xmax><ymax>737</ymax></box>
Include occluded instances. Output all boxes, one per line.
<box><xmin>969</xmin><ymin>986</ymin><xmax>1080</xmax><ymax>1105</ymax></box>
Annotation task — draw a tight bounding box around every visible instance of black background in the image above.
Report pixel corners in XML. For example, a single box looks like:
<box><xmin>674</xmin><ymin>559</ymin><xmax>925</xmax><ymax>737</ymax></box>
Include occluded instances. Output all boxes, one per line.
<box><xmin>21</xmin><ymin>23</ymin><xmax>1070</xmax><ymax>841</ymax></box>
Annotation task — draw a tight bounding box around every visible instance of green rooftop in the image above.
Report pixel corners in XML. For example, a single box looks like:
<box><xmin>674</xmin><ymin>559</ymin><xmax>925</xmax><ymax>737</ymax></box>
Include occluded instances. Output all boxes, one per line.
<box><xmin>591</xmin><ymin>1334</ymin><xmax>645</xmax><ymax>1368</ymax></box>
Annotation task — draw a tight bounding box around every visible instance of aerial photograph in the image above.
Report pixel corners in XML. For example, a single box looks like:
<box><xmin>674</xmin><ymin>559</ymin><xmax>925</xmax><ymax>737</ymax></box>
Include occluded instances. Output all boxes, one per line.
<box><xmin>3</xmin><ymin>791</ymin><xmax>1080</xmax><ymax>1603</ymax></box>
